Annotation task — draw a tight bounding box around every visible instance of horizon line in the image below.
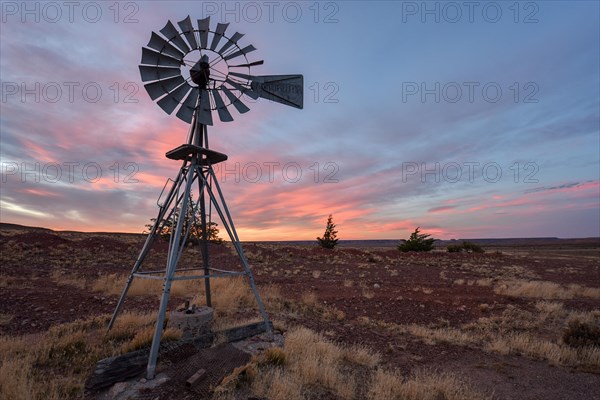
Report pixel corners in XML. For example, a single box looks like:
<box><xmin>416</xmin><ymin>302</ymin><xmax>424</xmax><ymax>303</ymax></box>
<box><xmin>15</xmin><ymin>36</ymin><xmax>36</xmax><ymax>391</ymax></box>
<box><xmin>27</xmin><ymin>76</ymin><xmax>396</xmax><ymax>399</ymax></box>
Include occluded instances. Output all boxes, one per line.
<box><xmin>1</xmin><ymin>222</ymin><xmax>598</xmax><ymax>242</ymax></box>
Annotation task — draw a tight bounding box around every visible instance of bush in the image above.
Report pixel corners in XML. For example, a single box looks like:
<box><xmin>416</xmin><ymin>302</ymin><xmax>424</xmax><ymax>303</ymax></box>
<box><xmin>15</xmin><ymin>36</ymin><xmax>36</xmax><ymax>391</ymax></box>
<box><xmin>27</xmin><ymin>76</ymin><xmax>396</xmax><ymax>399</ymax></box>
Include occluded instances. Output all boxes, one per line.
<box><xmin>398</xmin><ymin>227</ymin><xmax>435</xmax><ymax>252</ymax></box>
<box><xmin>447</xmin><ymin>244</ymin><xmax>462</xmax><ymax>253</ymax></box>
<box><xmin>447</xmin><ymin>241</ymin><xmax>484</xmax><ymax>253</ymax></box>
<box><xmin>463</xmin><ymin>242</ymin><xmax>484</xmax><ymax>253</ymax></box>
<box><xmin>563</xmin><ymin>320</ymin><xmax>600</xmax><ymax>348</ymax></box>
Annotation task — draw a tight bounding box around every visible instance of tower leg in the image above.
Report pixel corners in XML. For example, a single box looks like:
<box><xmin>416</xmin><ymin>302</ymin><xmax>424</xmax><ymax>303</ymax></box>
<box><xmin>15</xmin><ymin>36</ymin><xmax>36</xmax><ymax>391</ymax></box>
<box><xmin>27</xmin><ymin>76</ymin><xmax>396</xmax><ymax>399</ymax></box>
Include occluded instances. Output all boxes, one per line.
<box><xmin>205</xmin><ymin>167</ymin><xmax>271</xmax><ymax>334</ymax></box>
<box><xmin>147</xmin><ymin>156</ymin><xmax>198</xmax><ymax>379</ymax></box>
<box><xmin>198</xmin><ymin>171</ymin><xmax>212</xmax><ymax>307</ymax></box>
<box><xmin>107</xmin><ymin>171</ymin><xmax>185</xmax><ymax>331</ymax></box>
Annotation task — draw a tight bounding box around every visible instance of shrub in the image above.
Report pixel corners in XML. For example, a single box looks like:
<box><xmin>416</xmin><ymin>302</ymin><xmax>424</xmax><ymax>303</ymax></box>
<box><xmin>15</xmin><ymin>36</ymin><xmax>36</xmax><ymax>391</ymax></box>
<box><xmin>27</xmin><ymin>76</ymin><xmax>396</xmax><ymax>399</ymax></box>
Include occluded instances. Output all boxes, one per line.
<box><xmin>398</xmin><ymin>227</ymin><xmax>435</xmax><ymax>252</ymax></box>
<box><xmin>563</xmin><ymin>320</ymin><xmax>600</xmax><ymax>348</ymax></box>
<box><xmin>447</xmin><ymin>244</ymin><xmax>462</xmax><ymax>253</ymax></box>
<box><xmin>447</xmin><ymin>241</ymin><xmax>484</xmax><ymax>253</ymax></box>
<box><xmin>463</xmin><ymin>241</ymin><xmax>485</xmax><ymax>253</ymax></box>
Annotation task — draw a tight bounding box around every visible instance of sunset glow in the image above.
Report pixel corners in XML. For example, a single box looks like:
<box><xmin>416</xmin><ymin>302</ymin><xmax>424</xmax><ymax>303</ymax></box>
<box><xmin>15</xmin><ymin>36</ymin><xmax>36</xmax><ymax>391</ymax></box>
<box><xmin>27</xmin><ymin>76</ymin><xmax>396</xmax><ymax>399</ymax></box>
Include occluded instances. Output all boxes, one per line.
<box><xmin>1</xmin><ymin>1</ymin><xmax>598</xmax><ymax>240</ymax></box>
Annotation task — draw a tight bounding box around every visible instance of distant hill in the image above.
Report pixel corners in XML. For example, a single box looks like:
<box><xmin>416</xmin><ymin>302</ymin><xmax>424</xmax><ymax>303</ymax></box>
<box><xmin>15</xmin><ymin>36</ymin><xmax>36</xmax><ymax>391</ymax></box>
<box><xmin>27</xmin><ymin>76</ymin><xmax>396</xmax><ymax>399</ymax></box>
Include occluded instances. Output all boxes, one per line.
<box><xmin>0</xmin><ymin>223</ymin><xmax>145</xmax><ymax>237</ymax></box>
<box><xmin>1</xmin><ymin>222</ymin><xmax>598</xmax><ymax>248</ymax></box>
<box><xmin>249</xmin><ymin>238</ymin><xmax>600</xmax><ymax>248</ymax></box>
<box><xmin>0</xmin><ymin>223</ymin><xmax>53</xmax><ymax>232</ymax></box>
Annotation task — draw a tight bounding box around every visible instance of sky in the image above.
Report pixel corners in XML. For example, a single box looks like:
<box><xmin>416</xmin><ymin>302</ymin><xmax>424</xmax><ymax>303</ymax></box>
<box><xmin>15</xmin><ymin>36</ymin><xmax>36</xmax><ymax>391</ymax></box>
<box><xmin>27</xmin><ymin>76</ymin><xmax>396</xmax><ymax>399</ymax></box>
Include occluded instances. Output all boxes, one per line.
<box><xmin>1</xmin><ymin>1</ymin><xmax>599</xmax><ymax>240</ymax></box>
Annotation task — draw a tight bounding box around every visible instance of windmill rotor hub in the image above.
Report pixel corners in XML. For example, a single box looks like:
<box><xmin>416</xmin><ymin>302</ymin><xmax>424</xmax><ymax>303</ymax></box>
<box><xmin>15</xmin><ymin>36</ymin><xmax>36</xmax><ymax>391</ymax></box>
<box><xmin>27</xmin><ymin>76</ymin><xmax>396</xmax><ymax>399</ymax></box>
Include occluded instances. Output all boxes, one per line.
<box><xmin>190</xmin><ymin>55</ymin><xmax>212</xmax><ymax>88</ymax></box>
<box><xmin>182</xmin><ymin>50</ymin><xmax>227</xmax><ymax>90</ymax></box>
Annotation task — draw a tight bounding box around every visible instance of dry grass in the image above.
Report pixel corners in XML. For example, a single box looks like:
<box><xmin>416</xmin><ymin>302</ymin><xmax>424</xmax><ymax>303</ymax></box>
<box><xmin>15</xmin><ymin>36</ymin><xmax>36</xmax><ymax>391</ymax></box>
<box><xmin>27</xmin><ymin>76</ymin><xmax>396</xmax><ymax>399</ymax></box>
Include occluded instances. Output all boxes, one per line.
<box><xmin>260</xmin><ymin>347</ymin><xmax>287</xmax><ymax>367</ymax></box>
<box><xmin>494</xmin><ymin>280</ymin><xmax>600</xmax><ymax>299</ymax></box>
<box><xmin>92</xmin><ymin>272</ymin><xmax>201</xmax><ymax>298</ymax></box>
<box><xmin>344</xmin><ymin>344</ymin><xmax>381</xmax><ymax>367</ymax></box>
<box><xmin>485</xmin><ymin>333</ymin><xmax>600</xmax><ymax>366</ymax></box>
<box><xmin>208</xmin><ymin>277</ymin><xmax>256</xmax><ymax>310</ymax></box>
<box><xmin>192</xmin><ymin>278</ymin><xmax>297</xmax><ymax>329</ymax></box>
<box><xmin>105</xmin><ymin>311</ymin><xmax>155</xmax><ymax>343</ymax></box>
<box><xmin>216</xmin><ymin>326</ymin><xmax>484</xmax><ymax>400</ymax></box>
<box><xmin>0</xmin><ymin>313</ymin><xmax>13</xmax><ymax>326</ymax></box>
<box><xmin>102</xmin><ymin>275</ymin><xmax>327</xmax><ymax>337</ymax></box>
<box><xmin>0</xmin><ymin>312</ymin><xmax>182</xmax><ymax>400</ymax></box>
<box><xmin>402</xmin><ymin>324</ymin><xmax>480</xmax><ymax>347</ymax></box>
<box><xmin>389</xmin><ymin>302</ymin><xmax>600</xmax><ymax>369</ymax></box>
<box><xmin>449</xmin><ymin>261</ymin><xmax>540</xmax><ymax>282</ymax></box>
<box><xmin>251</xmin><ymin>368</ymin><xmax>304</xmax><ymax>400</ymax></box>
<box><xmin>300</xmin><ymin>291</ymin><xmax>318</xmax><ymax>308</ymax></box>
<box><xmin>121</xmin><ymin>326</ymin><xmax>181</xmax><ymax>353</ymax></box>
<box><xmin>0</xmin><ymin>276</ymin><xmax>20</xmax><ymax>288</ymax></box>
<box><xmin>50</xmin><ymin>270</ymin><xmax>86</xmax><ymax>290</ymax></box>
<box><xmin>368</xmin><ymin>369</ymin><xmax>485</xmax><ymax>400</ymax></box>
<box><xmin>0</xmin><ymin>316</ymin><xmax>105</xmax><ymax>399</ymax></box>
<box><xmin>258</xmin><ymin>327</ymin><xmax>354</xmax><ymax>399</ymax></box>
<box><xmin>475</xmin><ymin>278</ymin><xmax>494</xmax><ymax>286</ymax></box>
<box><xmin>362</xmin><ymin>289</ymin><xmax>375</xmax><ymax>299</ymax></box>
<box><xmin>331</xmin><ymin>309</ymin><xmax>346</xmax><ymax>321</ymax></box>
<box><xmin>413</xmin><ymin>286</ymin><xmax>434</xmax><ymax>294</ymax></box>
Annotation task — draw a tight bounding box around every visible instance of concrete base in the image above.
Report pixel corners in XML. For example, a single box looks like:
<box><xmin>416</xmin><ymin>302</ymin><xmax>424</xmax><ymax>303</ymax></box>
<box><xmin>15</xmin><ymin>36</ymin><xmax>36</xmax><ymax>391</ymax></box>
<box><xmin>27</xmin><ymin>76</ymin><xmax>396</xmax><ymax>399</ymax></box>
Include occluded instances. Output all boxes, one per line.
<box><xmin>168</xmin><ymin>306</ymin><xmax>214</xmax><ymax>339</ymax></box>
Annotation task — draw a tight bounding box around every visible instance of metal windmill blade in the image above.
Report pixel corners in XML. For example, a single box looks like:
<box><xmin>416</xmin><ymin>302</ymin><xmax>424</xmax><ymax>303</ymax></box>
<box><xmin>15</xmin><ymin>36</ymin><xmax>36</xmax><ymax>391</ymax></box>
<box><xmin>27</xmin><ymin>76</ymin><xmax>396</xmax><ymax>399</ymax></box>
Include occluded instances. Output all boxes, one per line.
<box><xmin>157</xmin><ymin>84</ymin><xmax>191</xmax><ymax>115</ymax></box>
<box><xmin>210</xmin><ymin>22</ymin><xmax>229</xmax><ymax>50</ymax></box>
<box><xmin>212</xmin><ymin>89</ymin><xmax>234</xmax><ymax>122</ymax></box>
<box><xmin>197</xmin><ymin>17</ymin><xmax>210</xmax><ymax>49</ymax></box>
<box><xmin>160</xmin><ymin>20</ymin><xmax>191</xmax><ymax>54</ymax></box>
<box><xmin>176</xmin><ymin>87</ymin><xmax>199</xmax><ymax>123</ymax></box>
<box><xmin>141</xmin><ymin>47</ymin><xmax>182</xmax><ymax>68</ymax></box>
<box><xmin>143</xmin><ymin>76</ymin><xmax>186</xmax><ymax>100</ymax></box>
<box><xmin>177</xmin><ymin>16</ymin><xmax>198</xmax><ymax>49</ymax></box>
<box><xmin>139</xmin><ymin>65</ymin><xmax>181</xmax><ymax>82</ymax></box>
<box><xmin>222</xmin><ymin>86</ymin><xmax>251</xmax><ymax>114</ymax></box>
<box><xmin>147</xmin><ymin>32</ymin><xmax>185</xmax><ymax>61</ymax></box>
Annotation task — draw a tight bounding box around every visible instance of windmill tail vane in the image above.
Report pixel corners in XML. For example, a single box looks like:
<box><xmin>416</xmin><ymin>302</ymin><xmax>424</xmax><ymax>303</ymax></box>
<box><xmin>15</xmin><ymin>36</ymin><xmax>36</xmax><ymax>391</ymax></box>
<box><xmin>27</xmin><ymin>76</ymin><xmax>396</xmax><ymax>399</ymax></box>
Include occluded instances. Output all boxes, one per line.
<box><xmin>108</xmin><ymin>15</ymin><xmax>303</xmax><ymax>380</ymax></box>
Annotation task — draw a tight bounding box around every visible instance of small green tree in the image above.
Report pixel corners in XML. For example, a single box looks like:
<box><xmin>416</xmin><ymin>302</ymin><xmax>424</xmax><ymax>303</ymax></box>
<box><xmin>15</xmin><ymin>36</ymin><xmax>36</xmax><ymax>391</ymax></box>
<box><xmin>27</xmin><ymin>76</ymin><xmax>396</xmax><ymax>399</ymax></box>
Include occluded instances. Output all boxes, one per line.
<box><xmin>398</xmin><ymin>227</ymin><xmax>435</xmax><ymax>252</ymax></box>
<box><xmin>317</xmin><ymin>214</ymin><xmax>339</xmax><ymax>249</ymax></box>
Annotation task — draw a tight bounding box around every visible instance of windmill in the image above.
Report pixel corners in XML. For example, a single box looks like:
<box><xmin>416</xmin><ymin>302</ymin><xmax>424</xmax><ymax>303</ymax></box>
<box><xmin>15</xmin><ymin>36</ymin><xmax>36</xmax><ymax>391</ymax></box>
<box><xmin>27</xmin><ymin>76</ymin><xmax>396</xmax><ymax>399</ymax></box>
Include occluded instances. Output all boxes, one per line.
<box><xmin>107</xmin><ymin>15</ymin><xmax>303</xmax><ymax>379</ymax></box>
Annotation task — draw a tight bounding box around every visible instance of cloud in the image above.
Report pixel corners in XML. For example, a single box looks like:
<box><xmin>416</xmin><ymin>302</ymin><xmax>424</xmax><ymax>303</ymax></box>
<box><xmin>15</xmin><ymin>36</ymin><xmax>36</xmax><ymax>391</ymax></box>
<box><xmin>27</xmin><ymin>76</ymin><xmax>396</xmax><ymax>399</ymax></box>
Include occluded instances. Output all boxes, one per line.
<box><xmin>428</xmin><ymin>205</ymin><xmax>458</xmax><ymax>213</ymax></box>
<box><xmin>1</xmin><ymin>3</ymin><xmax>598</xmax><ymax>239</ymax></box>
<box><xmin>524</xmin><ymin>182</ymin><xmax>582</xmax><ymax>194</ymax></box>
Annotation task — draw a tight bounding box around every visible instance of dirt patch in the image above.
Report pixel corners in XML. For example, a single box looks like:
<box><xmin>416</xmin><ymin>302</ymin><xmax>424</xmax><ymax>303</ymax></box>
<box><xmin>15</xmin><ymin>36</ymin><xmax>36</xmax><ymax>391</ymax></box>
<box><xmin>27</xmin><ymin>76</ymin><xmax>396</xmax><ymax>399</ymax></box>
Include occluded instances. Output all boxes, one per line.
<box><xmin>133</xmin><ymin>343</ymin><xmax>251</xmax><ymax>400</ymax></box>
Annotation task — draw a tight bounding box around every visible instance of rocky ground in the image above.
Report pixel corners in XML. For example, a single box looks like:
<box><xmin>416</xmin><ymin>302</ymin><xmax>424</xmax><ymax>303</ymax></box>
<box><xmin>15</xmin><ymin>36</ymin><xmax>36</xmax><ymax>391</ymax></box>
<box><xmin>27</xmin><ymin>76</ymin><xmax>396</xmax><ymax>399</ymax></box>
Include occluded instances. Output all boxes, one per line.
<box><xmin>1</xmin><ymin>224</ymin><xmax>599</xmax><ymax>399</ymax></box>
